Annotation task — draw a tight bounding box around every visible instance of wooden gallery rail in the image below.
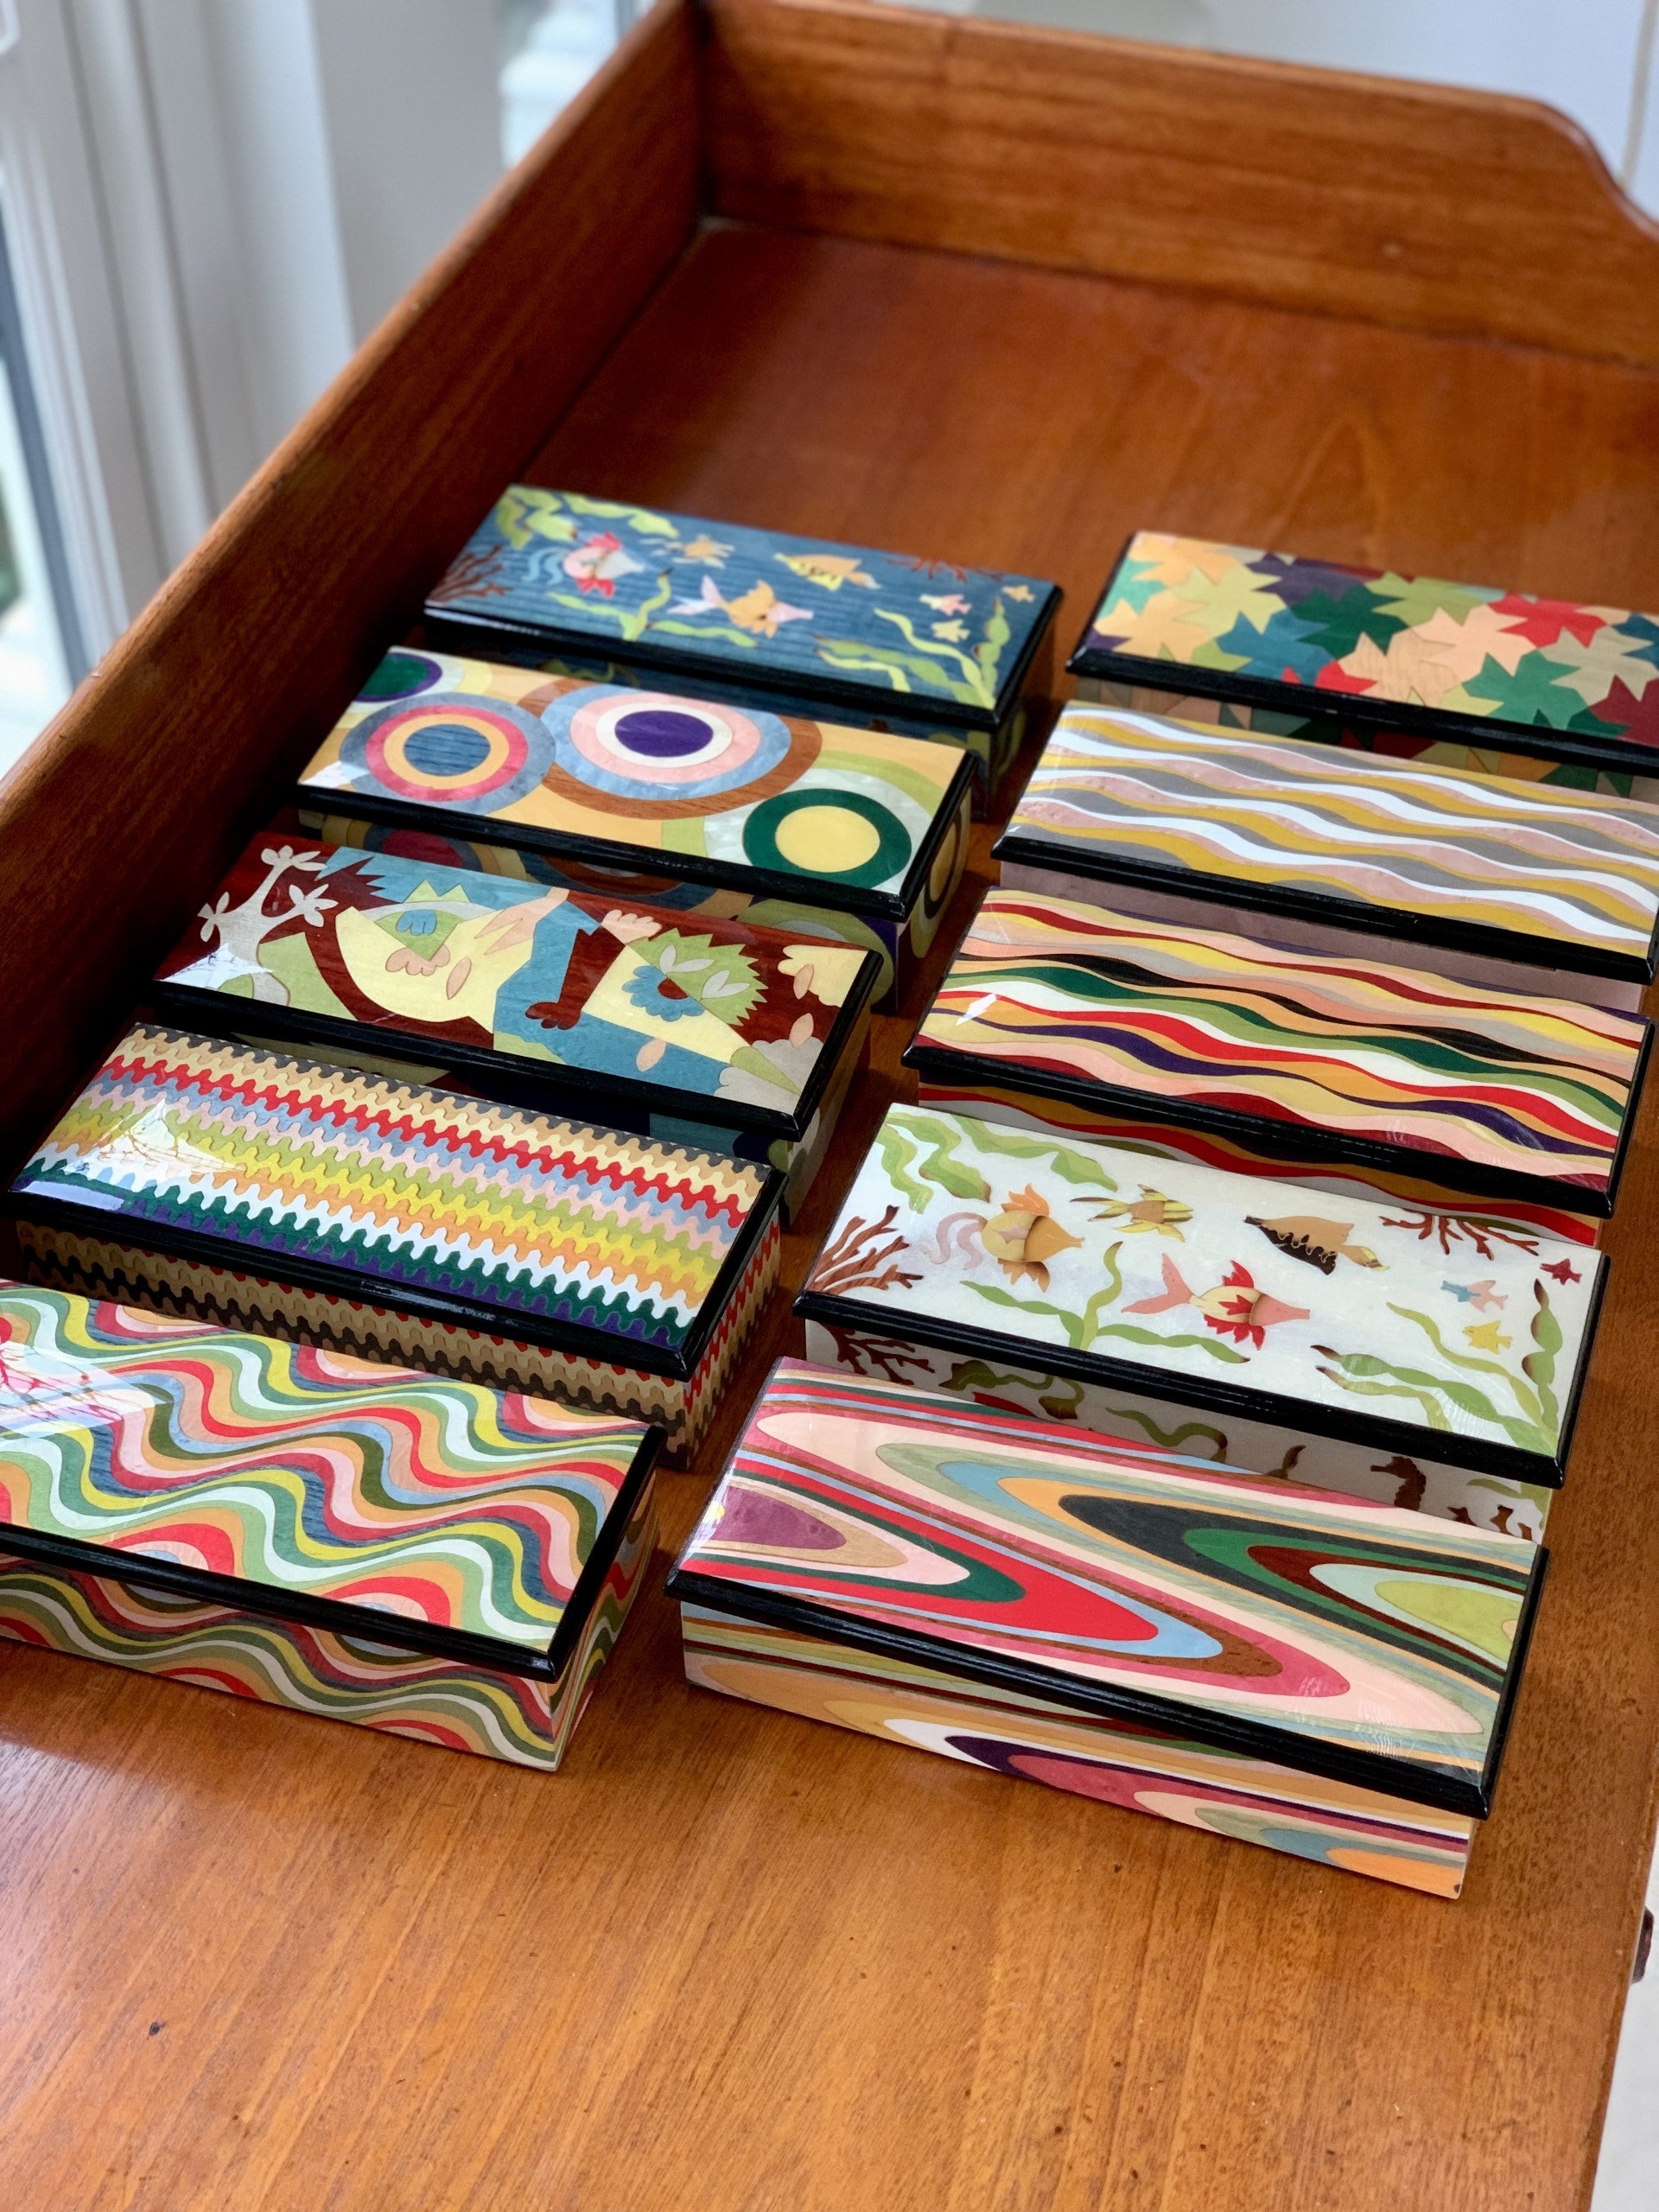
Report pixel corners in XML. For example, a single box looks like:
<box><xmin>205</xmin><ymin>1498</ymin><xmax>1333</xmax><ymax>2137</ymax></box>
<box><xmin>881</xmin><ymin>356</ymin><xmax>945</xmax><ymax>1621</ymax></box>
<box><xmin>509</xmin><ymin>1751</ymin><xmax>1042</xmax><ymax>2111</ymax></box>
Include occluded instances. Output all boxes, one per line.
<box><xmin>3</xmin><ymin>5</ymin><xmax>1659</xmax><ymax>2208</ymax></box>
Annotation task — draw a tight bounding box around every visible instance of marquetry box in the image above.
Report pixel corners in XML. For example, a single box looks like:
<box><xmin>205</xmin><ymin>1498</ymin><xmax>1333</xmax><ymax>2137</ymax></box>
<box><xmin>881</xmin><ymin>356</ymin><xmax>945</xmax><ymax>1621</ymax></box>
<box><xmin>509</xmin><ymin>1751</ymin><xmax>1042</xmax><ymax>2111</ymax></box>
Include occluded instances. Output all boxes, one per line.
<box><xmin>295</xmin><ymin>648</ymin><xmax>974</xmax><ymax>1007</ymax></box>
<box><xmin>994</xmin><ymin>704</ymin><xmax>1659</xmax><ymax>1012</ymax></box>
<box><xmin>5</xmin><ymin>1026</ymin><xmax>784</xmax><ymax>1461</ymax></box>
<box><xmin>796</xmin><ymin>1103</ymin><xmax>1607</xmax><ymax>1543</ymax></box>
<box><xmin>422</xmin><ymin>485</ymin><xmax>1061</xmax><ymax>805</ymax></box>
<box><xmin>667</xmin><ymin>1359</ymin><xmax>1544</xmax><ymax>1897</ymax></box>
<box><xmin>0</xmin><ymin>1282</ymin><xmax>662</xmax><ymax>1768</ymax></box>
<box><xmin>1069</xmin><ymin>531</ymin><xmax>1659</xmax><ymax>794</ymax></box>
<box><xmin>904</xmin><ymin>887</ymin><xmax>1650</xmax><ymax>1248</ymax></box>
<box><xmin>151</xmin><ymin>830</ymin><xmax>879</xmax><ymax>1223</ymax></box>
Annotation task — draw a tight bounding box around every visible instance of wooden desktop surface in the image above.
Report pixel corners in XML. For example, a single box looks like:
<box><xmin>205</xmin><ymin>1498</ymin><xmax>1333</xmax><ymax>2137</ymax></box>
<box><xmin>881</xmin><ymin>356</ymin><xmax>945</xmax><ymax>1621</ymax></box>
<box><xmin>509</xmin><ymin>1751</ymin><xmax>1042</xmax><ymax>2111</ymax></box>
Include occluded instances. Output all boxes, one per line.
<box><xmin>2</xmin><ymin>7</ymin><xmax>1658</xmax><ymax>2207</ymax></box>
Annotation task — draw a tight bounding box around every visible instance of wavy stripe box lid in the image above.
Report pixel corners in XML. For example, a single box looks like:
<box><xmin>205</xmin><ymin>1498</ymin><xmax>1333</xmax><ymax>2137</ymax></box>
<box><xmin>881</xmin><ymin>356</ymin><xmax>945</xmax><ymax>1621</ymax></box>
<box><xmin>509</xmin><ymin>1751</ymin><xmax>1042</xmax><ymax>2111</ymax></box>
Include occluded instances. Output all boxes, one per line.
<box><xmin>994</xmin><ymin>705</ymin><xmax>1659</xmax><ymax>997</ymax></box>
<box><xmin>0</xmin><ymin>1283</ymin><xmax>658</xmax><ymax>1675</ymax></box>
<box><xmin>905</xmin><ymin>888</ymin><xmax>1650</xmax><ymax>1219</ymax></box>
<box><xmin>796</xmin><ymin>1107</ymin><xmax>1605</xmax><ymax>1490</ymax></box>
<box><xmin>153</xmin><ymin>832</ymin><xmax>880</xmax><ymax>1147</ymax></box>
<box><xmin>423</xmin><ymin>486</ymin><xmax>1060</xmax><ymax>742</ymax></box>
<box><xmin>7</xmin><ymin>1027</ymin><xmax>780</xmax><ymax>1382</ymax></box>
<box><xmin>1069</xmin><ymin>531</ymin><xmax>1659</xmax><ymax>784</ymax></box>
<box><xmin>666</xmin><ymin>1361</ymin><xmax>1543</xmax><ymax>1817</ymax></box>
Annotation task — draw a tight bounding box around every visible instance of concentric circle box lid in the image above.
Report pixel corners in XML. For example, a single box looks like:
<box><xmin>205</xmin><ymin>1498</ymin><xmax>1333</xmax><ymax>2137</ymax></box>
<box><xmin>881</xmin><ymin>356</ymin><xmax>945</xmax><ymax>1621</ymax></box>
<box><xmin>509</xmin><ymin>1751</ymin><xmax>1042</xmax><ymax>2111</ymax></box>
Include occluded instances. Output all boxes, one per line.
<box><xmin>0</xmin><ymin>1282</ymin><xmax>661</xmax><ymax>1681</ymax></box>
<box><xmin>902</xmin><ymin>887</ymin><xmax>1651</xmax><ymax>1227</ymax></box>
<box><xmin>795</xmin><ymin>1106</ymin><xmax>1605</xmax><ymax>1495</ymax></box>
<box><xmin>666</xmin><ymin>1359</ymin><xmax>1545</xmax><ymax>1822</ymax></box>
<box><xmin>296</xmin><ymin>650</ymin><xmax>975</xmax><ymax>941</ymax></box>
<box><xmin>422</xmin><ymin>485</ymin><xmax>1061</xmax><ymax>747</ymax></box>
<box><xmin>992</xmin><ymin>704</ymin><xmax>1659</xmax><ymax>1000</ymax></box>
<box><xmin>153</xmin><ymin>832</ymin><xmax>881</xmax><ymax>1150</ymax></box>
<box><xmin>4</xmin><ymin>1026</ymin><xmax>785</xmax><ymax>1389</ymax></box>
<box><xmin>1068</xmin><ymin>531</ymin><xmax>1659</xmax><ymax>785</ymax></box>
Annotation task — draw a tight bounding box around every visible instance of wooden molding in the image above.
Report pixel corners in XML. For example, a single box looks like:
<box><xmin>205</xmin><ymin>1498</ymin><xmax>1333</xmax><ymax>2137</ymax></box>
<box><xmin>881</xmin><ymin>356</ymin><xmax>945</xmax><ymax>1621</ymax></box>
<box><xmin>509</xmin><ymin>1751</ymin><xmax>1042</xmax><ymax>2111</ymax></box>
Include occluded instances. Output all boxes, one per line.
<box><xmin>0</xmin><ymin>3</ymin><xmax>701</xmax><ymax>1166</ymax></box>
<box><xmin>701</xmin><ymin>0</ymin><xmax>1659</xmax><ymax>368</ymax></box>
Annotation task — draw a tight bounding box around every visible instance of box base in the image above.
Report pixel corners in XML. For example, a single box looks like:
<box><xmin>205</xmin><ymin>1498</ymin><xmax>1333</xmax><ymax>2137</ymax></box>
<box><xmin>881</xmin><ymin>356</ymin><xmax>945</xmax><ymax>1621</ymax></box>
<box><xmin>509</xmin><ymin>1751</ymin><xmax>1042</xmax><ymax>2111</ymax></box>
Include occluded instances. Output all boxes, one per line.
<box><xmin>681</xmin><ymin>1603</ymin><xmax>1474</xmax><ymax>1897</ymax></box>
<box><xmin>801</xmin><ymin>1318</ymin><xmax>1553</xmax><ymax>1541</ymax></box>
<box><xmin>0</xmin><ymin>1483</ymin><xmax>658</xmax><ymax>1770</ymax></box>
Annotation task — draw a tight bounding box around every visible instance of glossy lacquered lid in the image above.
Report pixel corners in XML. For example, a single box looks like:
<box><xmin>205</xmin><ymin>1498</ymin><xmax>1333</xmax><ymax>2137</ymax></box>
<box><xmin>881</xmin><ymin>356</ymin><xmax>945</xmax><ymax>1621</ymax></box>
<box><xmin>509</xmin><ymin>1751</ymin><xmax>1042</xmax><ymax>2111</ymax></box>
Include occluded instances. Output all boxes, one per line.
<box><xmin>668</xmin><ymin>1360</ymin><xmax>1545</xmax><ymax>1816</ymax></box>
<box><xmin>0</xmin><ymin>1281</ymin><xmax>659</xmax><ymax>1677</ymax></box>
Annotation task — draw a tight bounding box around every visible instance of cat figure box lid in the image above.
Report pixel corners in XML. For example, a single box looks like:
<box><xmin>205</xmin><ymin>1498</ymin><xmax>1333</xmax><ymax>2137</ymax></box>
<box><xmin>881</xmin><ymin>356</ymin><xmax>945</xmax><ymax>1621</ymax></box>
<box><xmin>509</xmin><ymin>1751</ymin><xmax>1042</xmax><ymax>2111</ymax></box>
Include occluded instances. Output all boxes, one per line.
<box><xmin>795</xmin><ymin>1106</ymin><xmax>1605</xmax><ymax>1490</ymax></box>
<box><xmin>296</xmin><ymin>649</ymin><xmax>975</xmax><ymax>929</ymax></box>
<box><xmin>153</xmin><ymin>833</ymin><xmax>880</xmax><ymax>1147</ymax></box>
<box><xmin>993</xmin><ymin>704</ymin><xmax>1659</xmax><ymax>990</ymax></box>
<box><xmin>666</xmin><ymin>1359</ymin><xmax>1544</xmax><ymax>1820</ymax></box>
<box><xmin>903</xmin><ymin>887</ymin><xmax>1651</xmax><ymax>1221</ymax></box>
<box><xmin>0</xmin><ymin>1281</ymin><xmax>659</xmax><ymax>1681</ymax></box>
<box><xmin>1069</xmin><ymin>531</ymin><xmax>1659</xmax><ymax>782</ymax></box>
<box><xmin>423</xmin><ymin>485</ymin><xmax>1060</xmax><ymax>738</ymax></box>
<box><xmin>6</xmin><ymin>1026</ymin><xmax>784</xmax><ymax>1385</ymax></box>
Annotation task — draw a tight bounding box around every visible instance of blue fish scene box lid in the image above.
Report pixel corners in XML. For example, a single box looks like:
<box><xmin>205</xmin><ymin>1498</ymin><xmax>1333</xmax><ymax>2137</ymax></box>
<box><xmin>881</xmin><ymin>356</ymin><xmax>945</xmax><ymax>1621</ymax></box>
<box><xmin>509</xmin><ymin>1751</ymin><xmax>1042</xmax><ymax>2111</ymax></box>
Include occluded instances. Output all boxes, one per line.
<box><xmin>423</xmin><ymin>485</ymin><xmax>1061</xmax><ymax>740</ymax></box>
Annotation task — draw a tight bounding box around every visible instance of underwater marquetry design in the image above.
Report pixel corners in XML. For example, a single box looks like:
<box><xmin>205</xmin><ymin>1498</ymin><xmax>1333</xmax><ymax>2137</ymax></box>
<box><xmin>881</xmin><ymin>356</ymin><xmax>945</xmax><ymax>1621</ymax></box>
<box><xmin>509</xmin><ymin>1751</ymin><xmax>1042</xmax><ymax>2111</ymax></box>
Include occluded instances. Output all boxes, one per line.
<box><xmin>296</xmin><ymin>649</ymin><xmax>975</xmax><ymax>934</ymax></box>
<box><xmin>906</xmin><ymin>888</ymin><xmax>1649</xmax><ymax>1231</ymax></box>
<box><xmin>995</xmin><ymin>704</ymin><xmax>1659</xmax><ymax>1004</ymax></box>
<box><xmin>155</xmin><ymin>832</ymin><xmax>877</xmax><ymax>1142</ymax></box>
<box><xmin>1071</xmin><ymin>531</ymin><xmax>1659</xmax><ymax>780</ymax></box>
<box><xmin>422</xmin><ymin>486</ymin><xmax>1059</xmax><ymax>779</ymax></box>
<box><xmin>797</xmin><ymin>1107</ymin><xmax>1603</xmax><ymax>1498</ymax></box>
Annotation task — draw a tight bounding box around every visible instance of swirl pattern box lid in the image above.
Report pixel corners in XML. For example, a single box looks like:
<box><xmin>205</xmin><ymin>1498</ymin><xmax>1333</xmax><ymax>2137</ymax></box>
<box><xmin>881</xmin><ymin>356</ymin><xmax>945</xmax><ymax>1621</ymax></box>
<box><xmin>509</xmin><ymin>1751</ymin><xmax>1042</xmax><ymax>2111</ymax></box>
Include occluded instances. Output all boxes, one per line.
<box><xmin>423</xmin><ymin>485</ymin><xmax>1060</xmax><ymax>735</ymax></box>
<box><xmin>795</xmin><ymin>1106</ymin><xmax>1605</xmax><ymax>1488</ymax></box>
<box><xmin>7</xmin><ymin>1027</ymin><xmax>782</xmax><ymax>1382</ymax></box>
<box><xmin>904</xmin><ymin>888</ymin><xmax>1650</xmax><ymax>1218</ymax></box>
<box><xmin>296</xmin><ymin>649</ymin><xmax>975</xmax><ymax>929</ymax></box>
<box><xmin>1069</xmin><ymin>531</ymin><xmax>1659</xmax><ymax>782</ymax></box>
<box><xmin>667</xmin><ymin>1360</ymin><xmax>1543</xmax><ymax>1817</ymax></box>
<box><xmin>994</xmin><ymin>705</ymin><xmax>1659</xmax><ymax>988</ymax></box>
<box><xmin>0</xmin><ymin>1281</ymin><xmax>658</xmax><ymax>1677</ymax></box>
<box><xmin>153</xmin><ymin>833</ymin><xmax>880</xmax><ymax>1146</ymax></box>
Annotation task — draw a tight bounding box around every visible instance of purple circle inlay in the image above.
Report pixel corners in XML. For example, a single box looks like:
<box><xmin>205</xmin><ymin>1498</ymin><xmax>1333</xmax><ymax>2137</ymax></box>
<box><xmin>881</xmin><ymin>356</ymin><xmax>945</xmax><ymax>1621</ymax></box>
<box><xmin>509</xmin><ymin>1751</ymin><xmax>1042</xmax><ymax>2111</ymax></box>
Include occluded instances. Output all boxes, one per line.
<box><xmin>613</xmin><ymin>707</ymin><xmax>717</xmax><ymax>759</ymax></box>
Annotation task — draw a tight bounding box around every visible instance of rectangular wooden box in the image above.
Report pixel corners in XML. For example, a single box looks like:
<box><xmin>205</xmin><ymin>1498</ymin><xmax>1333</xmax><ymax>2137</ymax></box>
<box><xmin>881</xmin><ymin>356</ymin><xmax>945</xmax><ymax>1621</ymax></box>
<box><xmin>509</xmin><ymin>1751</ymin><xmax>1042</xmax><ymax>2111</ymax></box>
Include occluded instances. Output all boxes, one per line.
<box><xmin>6</xmin><ymin>1025</ymin><xmax>784</xmax><ymax>1460</ymax></box>
<box><xmin>798</xmin><ymin>1103</ymin><xmax>1606</xmax><ymax>1541</ymax></box>
<box><xmin>905</xmin><ymin>886</ymin><xmax>1650</xmax><ymax>1246</ymax></box>
<box><xmin>295</xmin><ymin>647</ymin><xmax>974</xmax><ymax>1006</ymax></box>
<box><xmin>995</xmin><ymin>703</ymin><xmax>1659</xmax><ymax>1010</ymax></box>
<box><xmin>151</xmin><ymin>830</ymin><xmax>878</xmax><ymax>1220</ymax></box>
<box><xmin>1071</xmin><ymin>530</ymin><xmax>1659</xmax><ymax>791</ymax></box>
<box><xmin>668</xmin><ymin>1360</ymin><xmax>1545</xmax><ymax>1895</ymax></box>
<box><xmin>423</xmin><ymin>484</ymin><xmax>1061</xmax><ymax>804</ymax></box>
<box><xmin>0</xmin><ymin>1282</ymin><xmax>662</xmax><ymax>1767</ymax></box>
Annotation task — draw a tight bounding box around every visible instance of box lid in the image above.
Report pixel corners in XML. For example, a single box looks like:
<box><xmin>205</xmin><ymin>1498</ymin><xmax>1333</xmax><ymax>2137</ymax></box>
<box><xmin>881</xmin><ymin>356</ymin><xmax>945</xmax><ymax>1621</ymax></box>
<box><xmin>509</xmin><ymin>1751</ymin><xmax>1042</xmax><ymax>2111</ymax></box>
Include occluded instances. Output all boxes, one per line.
<box><xmin>7</xmin><ymin>1027</ymin><xmax>783</xmax><ymax>1384</ymax></box>
<box><xmin>904</xmin><ymin>887</ymin><xmax>1651</xmax><ymax>1216</ymax></box>
<box><xmin>296</xmin><ymin>651</ymin><xmax>975</xmax><ymax>926</ymax></box>
<box><xmin>152</xmin><ymin>833</ymin><xmax>880</xmax><ymax>1147</ymax></box>
<box><xmin>0</xmin><ymin>1281</ymin><xmax>659</xmax><ymax>1678</ymax></box>
<box><xmin>796</xmin><ymin>1106</ymin><xmax>1605</xmax><ymax>1487</ymax></box>
<box><xmin>423</xmin><ymin>486</ymin><xmax>1060</xmax><ymax>733</ymax></box>
<box><xmin>993</xmin><ymin>706</ymin><xmax>1659</xmax><ymax>985</ymax></box>
<box><xmin>1068</xmin><ymin>531</ymin><xmax>1659</xmax><ymax>781</ymax></box>
<box><xmin>666</xmin><ymin>1359</ymin><xmax>1543</xmax><ymax>1817</ymax></box>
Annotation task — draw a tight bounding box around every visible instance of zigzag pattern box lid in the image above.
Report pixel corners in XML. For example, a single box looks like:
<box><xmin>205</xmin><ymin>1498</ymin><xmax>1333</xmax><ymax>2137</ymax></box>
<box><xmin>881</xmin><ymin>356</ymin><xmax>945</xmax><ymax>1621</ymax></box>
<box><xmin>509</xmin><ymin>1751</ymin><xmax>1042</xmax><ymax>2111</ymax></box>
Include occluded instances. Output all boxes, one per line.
<box><xmin>796</xmin><ymin>1107</ymin><xmax>1605</xmax><ymax>1488</ymax></box>
<box><xmin>7</xmin><ymin>1027</ymin><xmax>780</xmax><ymax>1381</ymax></box>
<box><xmin>1070</xmin><ymin>531</ymin><xmax>1659</xmax><ymax>779</ymax></box>
<box><xmin>153</xmin><ymin>833</ymin><xmax>880</xmax><ymax>1145</ymax></box>
<box><xmin>994</xmin><ymin>705</ymin><xmax>1659</xmax><ymax>984</ymax></box>
<box><xmin>0</xmin><ymin>1282</ymin><xmax>657</xmax><ymax>1676</ymax></box>
<box><xmin>904</xmin><ymin>888</ymin><xmax>1650</xmax><ymax>1217</ymax></box>
<box><xmin>296</xmin><ymin>649</ymin><xmax>974</xmax><ymax>926</ymax></box>
<box><xmin>423</xmin><ymin>486</ymin><xmax>1060</xmax><ymax>733</ymax></box>
<box><xmin>667</xmin><ymin>1360</ymin><xmax>1543</xmax><ymax>1816</ymax></box>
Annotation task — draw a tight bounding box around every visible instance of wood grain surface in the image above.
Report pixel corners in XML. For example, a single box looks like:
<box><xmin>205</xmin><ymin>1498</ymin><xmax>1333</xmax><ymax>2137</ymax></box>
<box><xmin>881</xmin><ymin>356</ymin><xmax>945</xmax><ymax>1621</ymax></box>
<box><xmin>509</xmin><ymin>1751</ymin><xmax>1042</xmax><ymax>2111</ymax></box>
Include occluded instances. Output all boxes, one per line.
<box><xmin>3</xmin><ymin>10</ymin><xmax>1659</xmax><ymax>2209</ymax></box>
<box><xmin>704</xmin><ymin>0</ymin><xmax>1659</xmax><ymax>367</ymax></box>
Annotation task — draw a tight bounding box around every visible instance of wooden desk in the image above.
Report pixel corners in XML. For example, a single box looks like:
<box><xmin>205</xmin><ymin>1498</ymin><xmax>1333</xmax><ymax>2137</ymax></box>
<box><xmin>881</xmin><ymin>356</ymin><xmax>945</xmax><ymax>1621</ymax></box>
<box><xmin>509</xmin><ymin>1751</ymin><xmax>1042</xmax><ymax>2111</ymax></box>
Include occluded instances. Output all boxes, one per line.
<box><xmin>3</xmin><ymin>7</ymin><xmax>1658</xmax><ymax>2205</ymax></box>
